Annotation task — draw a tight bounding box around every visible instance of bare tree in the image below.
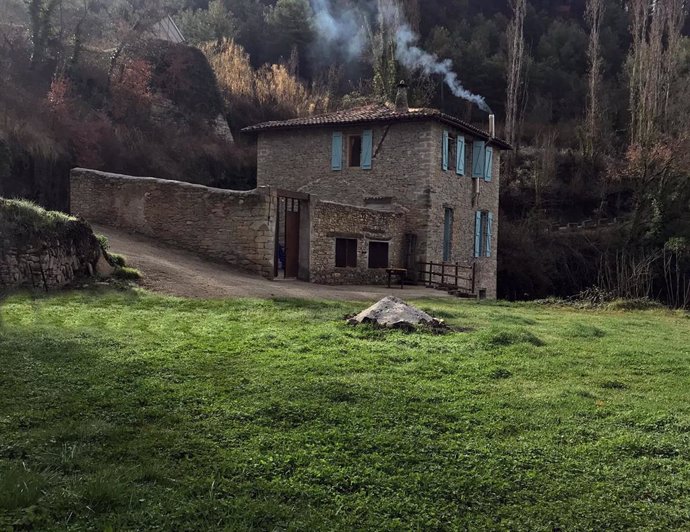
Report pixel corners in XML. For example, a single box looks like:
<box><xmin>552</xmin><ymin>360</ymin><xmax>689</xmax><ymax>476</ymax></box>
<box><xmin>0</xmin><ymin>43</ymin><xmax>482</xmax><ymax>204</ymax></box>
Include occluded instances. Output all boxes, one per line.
<box><xmin>628</xmin><ymin>0</ymin><xmax>686</xmax><ymax>146</ymax></box>
<box><xmin>584</xmin><ymin>0</ymin><xmax>605</xmax><ymax>158</ymax></box>
<box><xmin>26</xmin><ymin>0</ymin><xmax>60</xmax><ymax>66</ymax></box>
<box><xmin>107</xmin><ymin>0</ymin><xmax>171</xmax><ymax>80</ymax></box>
<box><xmin>505</xmin><ymin>0</ymin><xmax>526</xmax><ymax>152</ymax></box>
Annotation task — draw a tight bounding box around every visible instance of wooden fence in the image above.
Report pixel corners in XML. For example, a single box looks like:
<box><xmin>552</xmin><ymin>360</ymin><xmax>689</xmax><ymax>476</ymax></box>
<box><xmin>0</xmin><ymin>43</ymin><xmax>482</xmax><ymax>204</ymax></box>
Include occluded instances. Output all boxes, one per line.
<box><xmin>418</xmin><ymin>261</ymin><xmax>476</xmax><ymax>294</ymax></box>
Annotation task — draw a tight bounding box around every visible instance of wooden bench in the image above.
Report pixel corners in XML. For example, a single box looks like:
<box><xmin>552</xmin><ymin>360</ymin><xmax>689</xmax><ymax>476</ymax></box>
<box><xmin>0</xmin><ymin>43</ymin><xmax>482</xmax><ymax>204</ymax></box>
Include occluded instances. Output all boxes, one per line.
<box><xmin>386</xmin><ymin>268</ymin><xmax>407</xmax><ymax>289</ymax></box>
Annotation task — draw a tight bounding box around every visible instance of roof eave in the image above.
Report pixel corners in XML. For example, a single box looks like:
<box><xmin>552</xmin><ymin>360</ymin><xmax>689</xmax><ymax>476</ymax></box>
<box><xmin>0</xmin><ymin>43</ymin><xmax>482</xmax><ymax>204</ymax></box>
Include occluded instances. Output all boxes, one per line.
<box><xmin>241</xmin><ymin>114</ymin><xmax>512</xmax><ymax>150</ymax></box>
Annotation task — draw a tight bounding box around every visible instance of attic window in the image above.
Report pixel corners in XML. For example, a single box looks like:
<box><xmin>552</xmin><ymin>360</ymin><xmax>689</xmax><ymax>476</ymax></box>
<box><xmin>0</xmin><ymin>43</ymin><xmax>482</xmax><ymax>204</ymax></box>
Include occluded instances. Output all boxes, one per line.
<box><xmin>348</xmin><ymin>135</ymin><xmax>362</xmax><ymax>167</ymax></box>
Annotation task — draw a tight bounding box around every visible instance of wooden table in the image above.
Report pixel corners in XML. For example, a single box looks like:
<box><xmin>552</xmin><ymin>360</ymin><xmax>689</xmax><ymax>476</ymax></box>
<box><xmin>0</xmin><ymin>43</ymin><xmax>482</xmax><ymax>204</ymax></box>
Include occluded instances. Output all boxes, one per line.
<box><xmin>386</xmin><ymin>268</ymin><xmax>407</xmax><ymax>289</ymax></box>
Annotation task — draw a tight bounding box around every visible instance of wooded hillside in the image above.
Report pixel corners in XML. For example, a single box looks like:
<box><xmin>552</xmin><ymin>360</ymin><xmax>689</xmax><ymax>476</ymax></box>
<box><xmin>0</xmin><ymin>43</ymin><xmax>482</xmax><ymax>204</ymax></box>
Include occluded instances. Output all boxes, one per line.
<box><xmin>0</xmin><ymin>0</ymin><xmax>688</xmax><ymax>306</ymax></box>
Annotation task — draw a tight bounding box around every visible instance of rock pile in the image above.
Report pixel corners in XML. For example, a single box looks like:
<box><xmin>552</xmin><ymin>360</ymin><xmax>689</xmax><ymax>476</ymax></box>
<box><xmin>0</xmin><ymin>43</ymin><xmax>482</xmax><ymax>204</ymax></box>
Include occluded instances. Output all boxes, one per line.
<box><xmin>348</xmin><ymin>296</ymin><xmax>447</xmax><ymax>331</ymax></box>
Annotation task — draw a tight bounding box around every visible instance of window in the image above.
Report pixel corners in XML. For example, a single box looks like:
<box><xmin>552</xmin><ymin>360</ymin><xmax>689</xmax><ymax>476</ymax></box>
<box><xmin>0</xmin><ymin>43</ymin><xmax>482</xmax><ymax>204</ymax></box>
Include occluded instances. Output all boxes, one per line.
<box><xmin>335</xmin><ymin>238</ymin><xmax>358</xmax><ymax>268</ymax></box>
<box><xmin>368</xmin><ymin>241</ymin><xmax>389</xmax><ymax>269</ymax></box>
<box><xmin>348</xmin><ymin>135</ymin><xmax>362</xmax><ymax>167</ymax></box>
<box><xmin>472</xmin><ymin>141</ymin><xmax>486</xmax><ymax>178</ymax></box>
<box><xmin>443</xmin><ymin>208</ymin><xmax>454</xmax><ymax>262</ymax></box>
<box><xmin>443</xmin><ymin>131</ymin><xmax>458</xmax><ymax>172</ymax></box>
<box><xmin>474</xmin><ymin>211</ymin><xmax>494</xmax><ymax>258</ymax></box>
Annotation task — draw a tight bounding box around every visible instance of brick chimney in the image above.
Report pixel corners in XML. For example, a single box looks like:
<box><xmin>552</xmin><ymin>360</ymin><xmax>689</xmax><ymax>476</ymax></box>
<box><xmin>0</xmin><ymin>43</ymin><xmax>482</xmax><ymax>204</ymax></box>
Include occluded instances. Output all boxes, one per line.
<box><xmin>395</xmin><ymin>80</ymin><xmax>409</xmax><ymax>112</ymax></box>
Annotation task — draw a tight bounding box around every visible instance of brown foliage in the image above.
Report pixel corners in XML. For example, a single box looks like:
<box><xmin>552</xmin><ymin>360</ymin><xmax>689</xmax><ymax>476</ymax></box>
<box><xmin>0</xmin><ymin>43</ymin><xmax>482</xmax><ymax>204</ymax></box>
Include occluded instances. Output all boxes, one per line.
<box><xmin>203</xmin><ymin>39</ymin><xmax>330</xmax><ymax>129</ymax></box>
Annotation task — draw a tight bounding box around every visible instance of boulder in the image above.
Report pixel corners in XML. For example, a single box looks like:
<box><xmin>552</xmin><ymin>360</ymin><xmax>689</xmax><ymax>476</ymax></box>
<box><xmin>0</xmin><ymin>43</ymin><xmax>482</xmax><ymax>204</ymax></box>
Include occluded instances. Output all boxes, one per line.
<box><xmin>348</xmin><ymin>296</ymin><xmax>446</xmax><ymax>331</ymax></box>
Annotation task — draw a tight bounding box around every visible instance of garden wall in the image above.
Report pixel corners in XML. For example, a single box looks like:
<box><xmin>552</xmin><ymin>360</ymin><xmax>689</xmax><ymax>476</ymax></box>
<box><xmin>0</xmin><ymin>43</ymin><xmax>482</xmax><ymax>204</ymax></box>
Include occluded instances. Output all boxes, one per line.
<box><xmin>70</xmin><ymin>169</ymin><xmax>276</xmax><ymax>277</ymax></box>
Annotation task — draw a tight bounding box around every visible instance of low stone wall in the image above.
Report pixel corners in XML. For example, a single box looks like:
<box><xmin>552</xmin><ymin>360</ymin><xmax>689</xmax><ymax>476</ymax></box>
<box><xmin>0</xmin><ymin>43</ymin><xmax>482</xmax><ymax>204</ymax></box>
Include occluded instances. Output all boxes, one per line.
<box><xmin>0</xmin><ymin>222</ymin><xmax>101</xmax><ymax>291</ymax></box>
<box><xmin>310</xmin><ymin>200</ymin><xmax>405</xmax><ymax>285</ymax></box>
<box><xmin>71</xmin><ymin>169</ymin><xmax>276</xmax><ymax>278</ymax></box>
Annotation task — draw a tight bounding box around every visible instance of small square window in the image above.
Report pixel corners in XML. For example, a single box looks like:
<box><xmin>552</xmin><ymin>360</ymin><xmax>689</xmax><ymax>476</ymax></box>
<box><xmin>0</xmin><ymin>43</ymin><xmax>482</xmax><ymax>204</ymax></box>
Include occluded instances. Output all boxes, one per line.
<box><xmin>335</xmin><ymin>238</ymin><xmax>357</xmax><ymax>268</ymax></box>
<box><xmin>368</xmin><ymin>241</ymin><xmax>389</xmax><ymax>269</ymax></box>
<box><xmin>348</xmin><ymin>135</ymin><xmax>362</xmax><ymax>167</ymax></box>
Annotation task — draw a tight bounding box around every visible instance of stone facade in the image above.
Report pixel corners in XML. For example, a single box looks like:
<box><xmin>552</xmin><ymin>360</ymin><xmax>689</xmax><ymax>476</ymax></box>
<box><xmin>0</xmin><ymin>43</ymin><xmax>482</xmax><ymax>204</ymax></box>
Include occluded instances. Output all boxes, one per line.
<box><xmin>310</xmin><ymin>200</ymin><xmax>405</xmax><ymax>284</ymax></box>
<box><xmin>70</xmin><ymin>169</ymin><xmax>276</xmax><ymax>278</ymax></box>
<box><xmin>0</xmin><ymin>223</ymin><xmax>101</xmax><ymax>291</ymax></box>
<box><xmin>255</xmin><ymin>119</ymin><xmax>502</xmax><ymax>296</ymax></box>
<box><xmin>257</xmin><ymin>122</ymin><xmax>433</xmax><ymax>260</ymax></box>
<box><xmin>427</xmin><ymin>122</ymin><xmax>500</xmax><ymax>298</ymax></box>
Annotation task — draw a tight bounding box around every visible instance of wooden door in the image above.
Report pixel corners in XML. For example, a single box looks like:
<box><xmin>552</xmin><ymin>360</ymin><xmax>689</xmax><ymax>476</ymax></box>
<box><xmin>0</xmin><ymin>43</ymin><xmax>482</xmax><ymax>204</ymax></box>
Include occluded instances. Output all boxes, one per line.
<box><xmin>285</xmin><ymin>210</ymin><xmax>300</xmax><ymax>278</ymax></box>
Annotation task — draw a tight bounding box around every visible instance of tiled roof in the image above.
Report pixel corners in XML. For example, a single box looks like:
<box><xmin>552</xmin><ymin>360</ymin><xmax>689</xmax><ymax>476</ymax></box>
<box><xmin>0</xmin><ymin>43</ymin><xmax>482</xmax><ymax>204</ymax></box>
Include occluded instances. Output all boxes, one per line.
<box><xmin>241</xmin><ymin>103</ymin><xmax>512</xmax><ymax>150</ymax></box>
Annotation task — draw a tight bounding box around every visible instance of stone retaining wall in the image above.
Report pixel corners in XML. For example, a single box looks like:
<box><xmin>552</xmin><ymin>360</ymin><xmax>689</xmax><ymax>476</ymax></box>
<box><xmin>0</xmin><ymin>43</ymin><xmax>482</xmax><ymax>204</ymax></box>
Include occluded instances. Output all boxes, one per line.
<box><xmin>0</xmin><ymin>223</ymin><xmax>101</xmax><ymax>291</ymax></box>
<box><xmin>71</xmin><ymin>169</ymin><xmax>276</xmax><ymax>278</ymax></box>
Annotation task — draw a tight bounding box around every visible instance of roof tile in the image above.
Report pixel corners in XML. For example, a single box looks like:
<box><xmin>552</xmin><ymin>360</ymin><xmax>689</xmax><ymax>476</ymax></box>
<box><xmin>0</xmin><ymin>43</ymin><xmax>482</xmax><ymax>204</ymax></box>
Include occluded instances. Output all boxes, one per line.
<box><xmin>241</xmin><ymin>103</ymin><xmax>511</xmax><ymax>150</ymax></box>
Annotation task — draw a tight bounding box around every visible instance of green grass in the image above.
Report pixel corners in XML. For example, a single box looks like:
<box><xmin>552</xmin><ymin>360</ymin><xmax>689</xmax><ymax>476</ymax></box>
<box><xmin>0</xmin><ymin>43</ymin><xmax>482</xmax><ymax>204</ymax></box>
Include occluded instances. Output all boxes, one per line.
<box><xmin>0</xmin><ymin>198</ymin><xmax>74</xmax><ymax>237</ymax></box>
<box><xmin>1</xmin><ymin>291</ymin><xmax>689</xmax><ymax>530</ymax></box>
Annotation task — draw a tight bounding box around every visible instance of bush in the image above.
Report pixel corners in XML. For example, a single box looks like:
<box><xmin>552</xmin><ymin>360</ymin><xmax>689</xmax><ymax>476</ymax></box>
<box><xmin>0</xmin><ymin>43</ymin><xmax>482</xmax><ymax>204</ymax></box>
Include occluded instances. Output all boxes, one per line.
<box><xmin>112</xmin><ymin>267</ymin><xmax>141</xmax><ymax>281</ymax></box>
<box><xmin>107</xmin><ymin>253</ymin><xmax>127</xmax><ymax>267</ymax></box>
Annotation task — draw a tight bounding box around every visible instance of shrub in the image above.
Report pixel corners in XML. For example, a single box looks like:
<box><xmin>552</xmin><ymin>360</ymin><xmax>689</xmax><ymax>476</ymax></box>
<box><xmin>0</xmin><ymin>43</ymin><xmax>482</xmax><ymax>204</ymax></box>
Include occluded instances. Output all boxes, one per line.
<box><xmin>107</xmin><ymin>253</ymin><xmax>127</xmax><ymax>267</ymax></box>
<box><xmin>112</xmin><ymin>267</ymin><xmax>141</xmax><ymax>281</ymax></box>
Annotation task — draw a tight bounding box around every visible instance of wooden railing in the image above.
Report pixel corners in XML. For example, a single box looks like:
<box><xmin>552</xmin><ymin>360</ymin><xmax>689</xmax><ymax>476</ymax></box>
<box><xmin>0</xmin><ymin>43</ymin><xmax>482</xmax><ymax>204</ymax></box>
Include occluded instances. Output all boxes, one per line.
<box><xmin>418</xmin><ymin>261</ymin><xmax>476</xmax><ymax>294</ymax></box>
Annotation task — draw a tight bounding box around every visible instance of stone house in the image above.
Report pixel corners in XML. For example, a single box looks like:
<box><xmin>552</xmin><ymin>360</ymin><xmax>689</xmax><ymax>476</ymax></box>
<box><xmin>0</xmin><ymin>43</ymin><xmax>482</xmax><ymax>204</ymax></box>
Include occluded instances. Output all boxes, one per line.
<box><xmin>70</xmin><ymin>86</ymin><xmax>510</xmax><ymax>298</ymax></box>
<box><xmin>242</xmin><ymin>85</ymin><xmax>511</xmax><ymax>297</ymax></box>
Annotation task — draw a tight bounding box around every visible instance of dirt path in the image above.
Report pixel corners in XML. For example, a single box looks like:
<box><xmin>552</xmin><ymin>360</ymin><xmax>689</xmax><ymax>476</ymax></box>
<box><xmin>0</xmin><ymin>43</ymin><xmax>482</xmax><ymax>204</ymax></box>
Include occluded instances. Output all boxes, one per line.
<box><xmin>94</xmin><ymin>225</ymin><xmax>449</xmax><ymax>301</ymax></box>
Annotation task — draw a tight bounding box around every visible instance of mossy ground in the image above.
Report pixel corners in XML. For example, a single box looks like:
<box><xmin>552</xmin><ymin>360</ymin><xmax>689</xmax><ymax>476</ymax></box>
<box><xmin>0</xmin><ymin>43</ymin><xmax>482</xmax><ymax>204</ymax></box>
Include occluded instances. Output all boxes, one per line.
<box><xmin>0</xmin><ymin>291</ymin><xmax>689</xmax><ymax>530</ymax></box>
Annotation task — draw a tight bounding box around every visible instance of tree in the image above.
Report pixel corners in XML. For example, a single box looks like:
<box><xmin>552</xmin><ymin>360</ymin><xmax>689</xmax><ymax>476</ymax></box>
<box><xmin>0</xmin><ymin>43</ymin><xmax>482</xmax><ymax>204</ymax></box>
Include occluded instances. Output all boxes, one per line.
<box><xmin>176</xmin><ymin>0</ymin><xmax>236</xmax><ymax>46</ymax></box>
<box><xmin>107</xmin><ymin>0</ymin><xmax>174</xmax><ymax>80</ymax></box>
<box><xmin>26</xmin><ymin>0</ymin><xmax>60</xmax><ymax>66</ymax></box>
<box><xmin>628</xmin><ymin>0</ymin><xmax>686</xmax><ymax>146</ymax></box>
<box><xmin>584</xmin><ymin>0</ymin><xmax>605</xmax><ymax>158</ymax></box>
<box><xmin>505</xmin><ymin>0</ymin><xmax>526</xmax><ymax>150</ymax></box>
<box><xmin>265</xmin><ymin>0</ymin><xmax>314</xmax><ymax>72</ymax></box>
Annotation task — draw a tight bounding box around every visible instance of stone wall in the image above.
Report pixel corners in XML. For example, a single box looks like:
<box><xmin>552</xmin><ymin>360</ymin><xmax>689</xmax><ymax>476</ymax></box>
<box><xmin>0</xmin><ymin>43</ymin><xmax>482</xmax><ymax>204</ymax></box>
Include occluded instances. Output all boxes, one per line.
<box><xmin>0</xmin><ymin>222</ymin><xmax>101</xmax><ymax>291</ymax></box>
<box><xmin>310</xmin><ymin>200</ymin><xmax>405</xmax><ymax>285</ymax></box>
<box><xmin>70</xmin><ymin>169</ymin><xmax>276</xmax><ymax>278</ymax></box>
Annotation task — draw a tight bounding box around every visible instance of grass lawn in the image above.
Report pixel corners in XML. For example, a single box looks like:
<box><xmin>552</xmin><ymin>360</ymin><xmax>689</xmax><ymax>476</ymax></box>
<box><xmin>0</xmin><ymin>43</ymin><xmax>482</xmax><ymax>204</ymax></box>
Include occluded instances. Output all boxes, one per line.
<box><xmin>1</xmin><ymin>290</ymin><xmax>689</xmax><ymax>530</ymax></box>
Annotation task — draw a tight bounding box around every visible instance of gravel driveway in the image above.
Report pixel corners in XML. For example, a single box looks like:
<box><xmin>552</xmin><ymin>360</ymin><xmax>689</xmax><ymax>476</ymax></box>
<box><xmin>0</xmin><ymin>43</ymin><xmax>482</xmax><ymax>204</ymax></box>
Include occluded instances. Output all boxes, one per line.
<box><xmin>94</xmin><ymin>224</ymin><xmax>449</xmax><ymax>301</ymax></box>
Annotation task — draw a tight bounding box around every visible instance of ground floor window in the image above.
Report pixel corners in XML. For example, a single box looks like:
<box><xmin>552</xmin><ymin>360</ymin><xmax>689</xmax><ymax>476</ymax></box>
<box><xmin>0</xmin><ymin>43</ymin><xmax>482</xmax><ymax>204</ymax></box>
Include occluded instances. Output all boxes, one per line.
<box><xmin>335</xmin><ymin>238</ymin><xmax>357</xmax><ymax>267</ymax></box>
<box><xmin>368</xmin><ymin>241</ymin><xmax>389</xmax><ymax>269</ymax></box>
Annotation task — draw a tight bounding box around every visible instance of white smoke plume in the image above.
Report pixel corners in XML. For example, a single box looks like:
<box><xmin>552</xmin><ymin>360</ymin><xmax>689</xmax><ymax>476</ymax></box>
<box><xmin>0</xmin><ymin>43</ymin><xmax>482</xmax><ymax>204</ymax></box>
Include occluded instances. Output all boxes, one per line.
<box><xmin>310</xmin><ymin>0</ymin><xmax>492</xmax><ymax>113</ymax></box>
<box><xmin>394</xmin><ymin>24</ymin><xmax>493</xmax><ymax>113</ymax></box>
<box><xmin>311</xmin><ymin>0</ymin><xmax>368</xmax><ymax>61</ymax></box>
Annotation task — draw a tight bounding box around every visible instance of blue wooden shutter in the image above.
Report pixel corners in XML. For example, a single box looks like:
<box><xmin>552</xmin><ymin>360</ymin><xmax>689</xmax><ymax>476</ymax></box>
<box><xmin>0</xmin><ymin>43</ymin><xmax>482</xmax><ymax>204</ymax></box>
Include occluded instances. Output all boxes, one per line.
<box><xmin>474</xmin><ymin>211</ymin><xmax>482</xmax><ymax>258</ymax></box>
<box><xmin>472</xmin><ymin>141</ymin><xmax>485</xmax><ymax>178</ymax></box>
<box><xmin>331</xmin><ymin>132</ymin><xmax>343</xmax><ymax>171</ymax></box>
<box><xmin>442</xmin><ymin>130</ymin><xmax>449</xmax><ymax>171</ymax></box>
<box><xmin>361</xmin><ymin>130</ymin><xmax>373</xmax><ymax>170</ymax></box>
<box><xmin>486</xmin><ymin>212</ymin><xmax>494</xmax><ymax>257</ymax></box>
<box><xmin>456</xmin><ymin>137</ymin><xmax>466</xmax><ymax>176</ymax></box>
<box><xmin>443</xmin><ymin>208</ymin><xmax>453</xmax><ymax>262</ymax></box>
<box><xmin>484</xmin><ymin>147</ymin><xmax>494</xmax><ymax>182</ymax></box>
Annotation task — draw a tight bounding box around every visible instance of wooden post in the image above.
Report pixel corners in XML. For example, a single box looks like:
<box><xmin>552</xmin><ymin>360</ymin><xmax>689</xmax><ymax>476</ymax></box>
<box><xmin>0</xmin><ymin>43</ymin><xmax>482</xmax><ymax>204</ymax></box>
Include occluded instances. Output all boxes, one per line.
<box><xmin>455</xmin><ymin>262</ymin><xmax>459</xmax><ymax>289</ymax></box>
<box><xmin>441</xmin><ymin>262</ymin><xmax>445</xmax><ymax>287</ymax></box>
<box><xmin>427</xmin><ymin>262</ymin><xmax>432</xmax><ymax>287</ymax></box>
